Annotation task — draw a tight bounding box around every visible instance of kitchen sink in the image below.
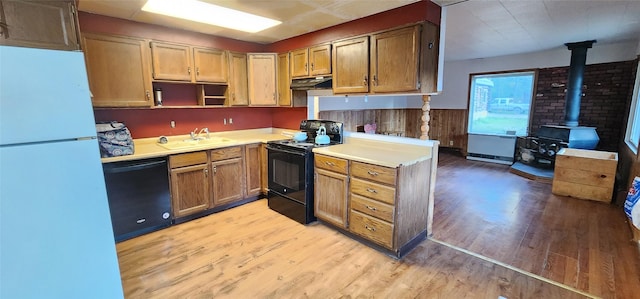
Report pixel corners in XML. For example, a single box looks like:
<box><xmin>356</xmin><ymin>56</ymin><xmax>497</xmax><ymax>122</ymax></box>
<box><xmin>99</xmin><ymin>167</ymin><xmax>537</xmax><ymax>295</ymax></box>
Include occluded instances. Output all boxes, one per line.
<box><xmin>157</xmin><ymin>137</ymin><xmax>234</xmax><ymax>150</ymax></box>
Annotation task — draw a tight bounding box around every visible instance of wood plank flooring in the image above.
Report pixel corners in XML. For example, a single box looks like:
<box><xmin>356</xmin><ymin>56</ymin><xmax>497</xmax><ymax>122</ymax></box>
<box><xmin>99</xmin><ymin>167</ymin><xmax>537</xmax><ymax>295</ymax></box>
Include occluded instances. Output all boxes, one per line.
<box><xmin>117</xmin><ymin>199</ymin><xmax>588</xmax><ymax>299</ymax></box>
<box><xmin>432</xmin><ymin>151</ymin><xmax>640</xmax><ymax>299</ymax></box>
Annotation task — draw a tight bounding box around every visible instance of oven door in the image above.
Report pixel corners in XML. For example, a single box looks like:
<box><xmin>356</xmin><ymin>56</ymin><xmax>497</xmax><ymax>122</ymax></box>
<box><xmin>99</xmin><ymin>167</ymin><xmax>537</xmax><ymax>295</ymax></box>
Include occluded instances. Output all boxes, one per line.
<box><xmin>267</xmin><ymin>146</ymin><xmax>309</xmax><ymax>204</ymax></box>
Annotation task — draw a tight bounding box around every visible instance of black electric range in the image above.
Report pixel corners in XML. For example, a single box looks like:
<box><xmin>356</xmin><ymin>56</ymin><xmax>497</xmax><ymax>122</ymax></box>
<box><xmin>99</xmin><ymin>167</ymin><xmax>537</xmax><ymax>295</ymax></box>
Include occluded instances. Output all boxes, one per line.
<box><xmin>265</xmin><ymin>120</ymin><xmax>343</xmax><ymax>224</ymax></box>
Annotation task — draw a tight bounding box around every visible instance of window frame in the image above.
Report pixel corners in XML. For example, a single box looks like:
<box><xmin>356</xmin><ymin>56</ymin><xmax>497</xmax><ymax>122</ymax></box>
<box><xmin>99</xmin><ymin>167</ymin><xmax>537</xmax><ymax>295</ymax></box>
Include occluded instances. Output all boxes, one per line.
<box><xmin>625</xmin><ymin>60</ymin><xmax>640</xmax><ymax>154</ymax></box>
<box><xmin>467</xmin><ymin>69</ymin><xmax>538</xmax><ymax>137</ymax></box>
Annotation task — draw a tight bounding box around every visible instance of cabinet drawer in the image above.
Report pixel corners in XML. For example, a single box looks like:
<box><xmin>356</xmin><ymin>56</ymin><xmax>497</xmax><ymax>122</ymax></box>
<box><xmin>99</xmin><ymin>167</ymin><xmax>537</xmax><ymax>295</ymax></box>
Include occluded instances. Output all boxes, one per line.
<box><xmin>315</xmin><ymin>155</ymin><xmax>348</xmax><ymax>174</ymax></box>
<box><xmin>211</xmin><ymin>146</ymin><xmax>242</xmax><ymax>161</ymax></box>
<box><xmin>351</xmin><ymin>161</ymin><xmax>396</xmax><ymax>185</ymax></box>
<box><xmin>349</xmin><ymin>210</ymin><xmax>393</xmax><ymax>249</ymax></box>
<box><xmin>350</xmin><ymin>178</ymin><xmax>395</xmax><ymax>205</ymax></box>
<box><xmin>351</xmin><ymin>194</ymin><xmax>394</xmax><ymax>222</ymax></box>
<box><xmin>170</xmin><ymin>151</ymin><xmax>208</xmax><ymax>168</ymax></box>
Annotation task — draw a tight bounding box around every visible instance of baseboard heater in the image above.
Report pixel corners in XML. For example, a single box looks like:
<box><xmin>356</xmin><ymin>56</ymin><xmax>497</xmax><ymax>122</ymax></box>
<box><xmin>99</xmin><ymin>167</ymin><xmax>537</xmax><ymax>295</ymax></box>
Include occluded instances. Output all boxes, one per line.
<box><xmin>466</xmin><ymin>134</ymin><xmax>516</xmax><ymax>165</ymax></box>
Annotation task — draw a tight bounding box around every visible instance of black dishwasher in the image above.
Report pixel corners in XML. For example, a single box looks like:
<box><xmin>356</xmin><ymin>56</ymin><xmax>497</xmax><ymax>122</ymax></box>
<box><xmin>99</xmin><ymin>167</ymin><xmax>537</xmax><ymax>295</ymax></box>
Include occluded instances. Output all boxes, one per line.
<box><xmin>102</xmin><ymin>157</ymin><xmax>172</xmax><ymax>242</ymax></box>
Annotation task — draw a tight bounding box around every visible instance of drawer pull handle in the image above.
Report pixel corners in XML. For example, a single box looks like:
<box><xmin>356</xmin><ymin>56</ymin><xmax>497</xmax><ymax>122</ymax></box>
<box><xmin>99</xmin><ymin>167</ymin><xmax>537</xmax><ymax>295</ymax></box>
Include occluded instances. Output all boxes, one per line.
<box><xmin>365</xmin><ymin>225</ymin><xmax>376</xmax><ymax>232</ymax></box>
<box><xmin>366</xmin><ymin>188</ymin><xmax>377</xmax><ymax>194</ymax></box>
<box><xmin>365</xmin><ymin>205</ymin><xmax>377</xmax><ymax>211</ymax></box>
<box><xmin>367</xmin><ymin>170</ymin><xmax>379</xmax><ymax>176</ymax></box>
<box><xmin>325</xmin><ymin>161</ymin><xmax>335</xmax><ymax>166</ymax></box>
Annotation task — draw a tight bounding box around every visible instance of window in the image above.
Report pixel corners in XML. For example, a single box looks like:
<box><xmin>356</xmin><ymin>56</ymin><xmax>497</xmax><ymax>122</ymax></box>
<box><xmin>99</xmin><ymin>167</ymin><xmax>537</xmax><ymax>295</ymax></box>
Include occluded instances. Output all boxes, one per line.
<box><xmin>625</xmin><ymin>61</ymin><xmax>640</xmax><ymax>154</ymax></box>
<box><xmin>467</xmin><ymin>71</ymin><xmax>536</xmax><ymax>136</ymax></box>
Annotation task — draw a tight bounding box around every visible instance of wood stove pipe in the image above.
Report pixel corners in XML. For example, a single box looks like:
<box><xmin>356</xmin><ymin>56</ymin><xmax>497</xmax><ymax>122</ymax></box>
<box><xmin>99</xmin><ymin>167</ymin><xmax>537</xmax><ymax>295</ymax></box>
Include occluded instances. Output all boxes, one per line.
<box><xmin>562</xmin><ymin>40</ymin><xmax>596</xmax><ymax>127</ymax></box>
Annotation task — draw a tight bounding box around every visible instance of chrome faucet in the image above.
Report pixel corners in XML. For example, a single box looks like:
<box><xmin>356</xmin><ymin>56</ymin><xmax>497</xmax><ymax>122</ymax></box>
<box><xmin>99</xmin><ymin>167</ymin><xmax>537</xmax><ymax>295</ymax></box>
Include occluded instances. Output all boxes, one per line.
<box><xmin>190</xmin><ymin>127</ymin><xmax>210</xmax><ymax>140</ymax></box>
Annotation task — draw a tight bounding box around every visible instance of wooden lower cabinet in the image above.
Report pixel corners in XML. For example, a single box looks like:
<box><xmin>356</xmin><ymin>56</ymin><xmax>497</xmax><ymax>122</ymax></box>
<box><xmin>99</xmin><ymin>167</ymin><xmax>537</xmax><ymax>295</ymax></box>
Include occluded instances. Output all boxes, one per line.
<box><xmin>244</xmin><ymin>143</ymin><xmax>261</xmax><ymax>197</ymax></box>
<box><xmin>314</xmin><ymin>155</ymin><xmax>349</xmax><ymax>229</ymax></box>
<box><xmin>260</xmin><ymin>144</ymin><xmax>268</xmax><ymax>194</ymax></box>
<box><xmin>211</xmin><ymin>146</ymin><xmax>244</xmax><ymax>207</ymax></box>
<box><xmin>314</xmin><ymin>154</ymin><xmax>432</xmax><ymax>257</ymax></box>
<box><xmin>169</xmin><ymin>145</ymin><xmax>259</xmax><ymax>220</ymax></box>
<box><xmin>170</xmin><ymin>152</ymin><xmax>210</xmax><ymax>218</ymax></box>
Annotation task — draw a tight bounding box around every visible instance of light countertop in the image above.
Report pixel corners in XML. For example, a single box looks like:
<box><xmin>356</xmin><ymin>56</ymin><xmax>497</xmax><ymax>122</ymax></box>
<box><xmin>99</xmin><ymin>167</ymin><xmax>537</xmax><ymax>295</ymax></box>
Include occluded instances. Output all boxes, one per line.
<box><xmin>102</xmin><ymin>128</ymin><xmax>437</xmax><ymax>167</ymax></box>
<box><xmin>312</xmin><ymin>138</ymin><xmax>434</xmax><ymax>168</ymax></box>
<box><xmin>101</xmin><ymin>128</ymin><xmax>292</xmax><ymax>163</ymax></box>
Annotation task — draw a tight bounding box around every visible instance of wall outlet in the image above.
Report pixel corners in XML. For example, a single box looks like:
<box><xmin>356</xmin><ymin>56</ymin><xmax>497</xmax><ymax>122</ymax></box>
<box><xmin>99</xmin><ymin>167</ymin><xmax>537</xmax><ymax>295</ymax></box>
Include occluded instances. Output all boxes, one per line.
<box><xmin>223</xmin><ymin>118</ymin><xmax>227</xmax><ymax>125</ymax></box>
<box><xmin>170</xmin><ymin>120</ymin><xmax>176</xmax><ymax>128</ymax></box>
<box><xmin>229</xmin><ymin>118</ymin><xmax>233</xmax><ymax>124</ymax></box>
<box><xmin>449</xmin><ymin>140</ymin><xmax>454</xmax><ymax>146</ymax></box>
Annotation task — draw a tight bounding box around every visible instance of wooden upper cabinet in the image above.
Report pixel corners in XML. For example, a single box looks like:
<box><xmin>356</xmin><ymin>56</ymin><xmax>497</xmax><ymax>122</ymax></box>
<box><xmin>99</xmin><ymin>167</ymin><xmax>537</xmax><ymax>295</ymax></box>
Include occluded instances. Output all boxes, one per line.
<box><xmin>370</xmin><ymin>25</ymin><xmax>420</xmax><ymax>93</ymax></box>
<box><xmin>82</xmin><ymin>33</ymin><xmax>152</xmax><ymax>107</ymax></box>
<box><xmin>277</xmin><ymin>52</ymin><xmax>291</xmax><ymax>106</ymax></box>
<box><xmin>290</xmin><ymin>44</ymin><xmax>331</xmax><ymax>78</ymax></box>
<box><xmin>228</xmin><ymin>51</ymin><xmax>248</xmax><ymax>106</ymax></box>
<box><xmin>247</xmin><ymin>53</ymin><xmax>277</xmax><ymax>106</ymax></box>
<box><xmin>193</xmin><ymin>47</ymin><xmax>227</xmax><ymax>83</ymax></box>
<box><xmin>332</xmin><ymin>36</ymin><xmax>369</xmax><ymax>94</ymax></box>
<box><xmin>309</xmin><ymin>44</ymin><xmax>331</xmax><ymax>76</ymax></box>
<box><xmin>0</xmin><ymin>0</ymin><xmax>80</xmax><ymax>50</ymax></box>
<box><xmin>290</xmin><ymin>48</ymin><xmax>308</xmax><ymax>78</ymax></box>
<box><xmin>419</xmin><ymin>22</ymin><xmax>440</xmax><ymax>94</ymax></box>
<box><xmin>150</xmin><ymin>42</ymin><xmax>192</xmax><ymax>81</ymax></box>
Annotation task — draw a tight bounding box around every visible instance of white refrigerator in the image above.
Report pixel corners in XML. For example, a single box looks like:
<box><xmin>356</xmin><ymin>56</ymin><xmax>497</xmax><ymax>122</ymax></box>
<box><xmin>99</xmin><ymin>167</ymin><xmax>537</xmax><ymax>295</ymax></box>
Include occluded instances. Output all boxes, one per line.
<box><xmin>0</xmin><ymin>46</ymin><xmax>124</xmax><ymax>298</ymax></box>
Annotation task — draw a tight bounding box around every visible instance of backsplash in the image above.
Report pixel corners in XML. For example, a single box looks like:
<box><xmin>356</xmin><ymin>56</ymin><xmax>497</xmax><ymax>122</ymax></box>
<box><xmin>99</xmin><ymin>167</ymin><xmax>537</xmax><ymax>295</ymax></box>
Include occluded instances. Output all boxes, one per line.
<box><xmin>94</xmin><ymin>107</ymin><xmax>307</xmax><ymax>139</ymax></box>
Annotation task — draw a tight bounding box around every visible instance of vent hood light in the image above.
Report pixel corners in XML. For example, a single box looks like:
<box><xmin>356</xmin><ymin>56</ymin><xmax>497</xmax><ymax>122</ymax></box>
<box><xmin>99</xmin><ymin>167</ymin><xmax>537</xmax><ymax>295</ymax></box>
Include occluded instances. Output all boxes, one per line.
<box><xmin>142</xmin><ymin>0</ymin><xmax>281</xmax><ymax>33</ymax></box>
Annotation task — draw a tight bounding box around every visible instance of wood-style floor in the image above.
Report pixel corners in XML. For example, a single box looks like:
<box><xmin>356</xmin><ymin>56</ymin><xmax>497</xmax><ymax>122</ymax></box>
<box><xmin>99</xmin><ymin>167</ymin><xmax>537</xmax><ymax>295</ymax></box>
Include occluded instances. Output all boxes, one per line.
<box><xmin>433</xmin><ymin>151</ymin><xmax>640</xmax><ymax>299</ymax></box>
<box><xmin>115</xmin><ymin>151</ymin><xmax>639</xmax><ymax>298</ymax></box>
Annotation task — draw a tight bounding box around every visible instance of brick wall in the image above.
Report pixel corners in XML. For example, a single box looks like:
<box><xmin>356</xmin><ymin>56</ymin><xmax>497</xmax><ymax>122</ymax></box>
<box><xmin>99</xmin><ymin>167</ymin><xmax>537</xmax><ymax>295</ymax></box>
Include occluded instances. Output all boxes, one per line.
<box><xmin>531</xmin><ymin>60</ymin><xmax>636</xmax><ymax>151</ymax></box>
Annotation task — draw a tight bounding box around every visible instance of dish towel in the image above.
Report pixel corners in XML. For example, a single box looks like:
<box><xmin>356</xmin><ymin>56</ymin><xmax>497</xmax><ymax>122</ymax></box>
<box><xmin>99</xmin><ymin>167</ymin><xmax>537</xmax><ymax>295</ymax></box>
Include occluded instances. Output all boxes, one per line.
<box><xmin>624</xmin><ymin>177</ymin><xmax>640</xmax><ymax>229</ymax></box>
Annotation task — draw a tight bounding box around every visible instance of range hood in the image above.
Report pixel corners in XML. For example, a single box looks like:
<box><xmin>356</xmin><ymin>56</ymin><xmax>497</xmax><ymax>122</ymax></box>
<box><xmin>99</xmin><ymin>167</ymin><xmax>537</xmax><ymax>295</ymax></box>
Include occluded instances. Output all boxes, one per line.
<box><xmin>290</xmin><ymin>76</ymin><xmax>332</xmax><ymax>90</ymax></box>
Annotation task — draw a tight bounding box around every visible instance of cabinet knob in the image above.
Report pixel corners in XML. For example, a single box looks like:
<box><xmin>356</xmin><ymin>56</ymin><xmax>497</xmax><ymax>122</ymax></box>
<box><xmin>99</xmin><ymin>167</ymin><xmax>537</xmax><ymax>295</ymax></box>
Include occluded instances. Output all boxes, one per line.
<box><xmin>213</xmin><ymin>166</ymin><xmax>217</xmax><ymax>174</ymax></box>
<box><xmin>204</xmin><ymin>169</ymin><xmax>208</xmax><ymax>177</ymax></box>
<box><xmin>366</xmin><ymin>188</ymin><xmax>378</xmax><ymax>194</ymax></box>
<box><xmin>196</xmin><ymin>67</ymin><xmax>200</xmax><ymax>76</ymax></box>
<box><xmin>365</xmin><ymin>205</ymin><xmax>377</xmax><ymax>211</ymax></box>
<box><xmin>363</xmin><ymin>75</ymin><xmax>368</xmax><ymax>86</ymax></box>
<box><xmin>311</xmin><ymin>63</ymin><xmax>314</xmax><ymax>71</ymax></box>
<box><xmin>365</xmin><ymin>225</ymin><xmax>376</xmax><ymax>232</ymax></box>
<box><xmin>188</xmin><ymin>67</ymin><xmax>191</xmax><ymax>75</ymax></box>
<box><xmin>367</xmin><ymin>170</ymin><xmax>379</xmax><ymax>176</ymax></box>
<box><xmin>145</xmin><ymin>90</ymin><xmax>151</xmax><ymax>100</ymax></box>
<box><xmin>305</xmin><ymin>63</ymin><xmax>308</xmax><ymax>72</ymax></box>
<box><xmin>373</xmin><ymin>75</ymin><xmax>378</xmax><ymax>86</ymax></box>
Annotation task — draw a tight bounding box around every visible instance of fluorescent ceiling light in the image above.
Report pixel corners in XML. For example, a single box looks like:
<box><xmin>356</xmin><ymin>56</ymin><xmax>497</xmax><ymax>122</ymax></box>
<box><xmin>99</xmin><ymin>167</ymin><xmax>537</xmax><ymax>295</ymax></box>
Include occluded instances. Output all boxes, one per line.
<box><xmin>142</xmin><ymin>0</ymin><xmax>281</xmax><ymax>33</ymax></box>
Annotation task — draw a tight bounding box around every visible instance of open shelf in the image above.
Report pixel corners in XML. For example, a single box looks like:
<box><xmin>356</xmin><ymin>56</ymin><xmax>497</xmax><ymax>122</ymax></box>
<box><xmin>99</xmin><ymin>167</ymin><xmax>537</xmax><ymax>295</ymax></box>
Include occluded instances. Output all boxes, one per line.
<box><xmin>197</xmin><ymin>84</ymin><xmax>228</xmax><ymax>107</ymax></box>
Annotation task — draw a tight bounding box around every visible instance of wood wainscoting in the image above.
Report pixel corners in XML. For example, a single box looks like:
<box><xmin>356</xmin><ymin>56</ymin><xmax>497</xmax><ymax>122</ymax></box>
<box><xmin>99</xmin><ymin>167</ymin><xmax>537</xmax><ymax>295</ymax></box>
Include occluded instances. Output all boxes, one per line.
<box><xmin>319</xmin><ymin>109</ymin><xmax>468</xmax><ymax>152</ymax></box>
<box><xmin>429</xmin><ymin>109</ymin><xmax>468</xmax><ymax>152</ymax></box>
<box><xmin>319</xmin><ymin>109</ymin><xmax>421</xmax><ymax>138</ymax></box>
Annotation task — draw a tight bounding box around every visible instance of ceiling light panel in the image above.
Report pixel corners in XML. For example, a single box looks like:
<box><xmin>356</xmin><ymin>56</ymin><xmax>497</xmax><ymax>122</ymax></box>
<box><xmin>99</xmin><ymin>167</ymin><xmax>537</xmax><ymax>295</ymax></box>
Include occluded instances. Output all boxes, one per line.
<box><xmin>142</xmin><ymin>0</ymin><xmax>282</xmax><ymax>33</ymax></box>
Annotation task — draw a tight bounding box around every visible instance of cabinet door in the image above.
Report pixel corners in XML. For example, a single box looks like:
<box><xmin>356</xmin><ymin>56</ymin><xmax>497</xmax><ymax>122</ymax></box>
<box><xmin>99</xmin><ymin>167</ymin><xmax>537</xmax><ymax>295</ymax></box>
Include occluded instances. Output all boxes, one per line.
<box><xmin>248</xmin><ymin>53</ymin><xmax>277</xmax><ymax>106</ymax></box>
<box><xmin>290</xmin><ymin>48</ymin><xmax>308</xmax><ymax>78</ymax></box>
<box><xmin>315</xmin><ymin>168</ymin><xmax>349</xmax><ymax>228</ymax></box>
<box><xmin>82</xmin><ymin>33</ymin><xmax>153</xmax><ymax>107</ymax></box>
<box><xmin>370</xmin><ymin>25</ymin><xmax>420</xmax><ymax>93</ymax></box>
<box><xmin>277</xmin><ymin>52</ymin><xmax>291</xmax><ymax>106</ymax></box>
<box><xmin>244</xmin><ymin>144</ymin><xmax>261</xmax><ymax>197</ymax></box>
<box><xmin>151</xmin><ymin>42</ymin><xmax>192</xmax><ymax>81</ymax></box>
<box><xmin>170</xmin><ymin>164</ymin><xmax>210</xmax><ymax>218</ymax></box>
<box><xmin>260</xmin><ymin>144</ymin><xmax>268</xmax><ymax>194</ymax></box>
<box><xmin>332</xmin><ymin>37</ymin><xmax>369</xmax><ymax>94</ymax></box>
<box><xmin>193</xmin><ymin>47</ymin><xmax>227</xmax><ymax>83</ymax></box>
<box><xmin>309</xmin><ymin>44</ymin><xmax>331</xmax><ymax>76</ymax></box>
<box><xmin>212</xmin><ymin>158</ymin><xmax>244</xmax><ymax>206</ymax></box>
<box><xmin>228</xmin><ymin>52</ymin><xmax>248</xmax><ymax>106</ymax></box>
<box><xmin>0</xmin><ymin>0</ymin><xmax>80</xmax><ymax>50</ymax></box>
<box><xmin>419</xmin><ymin>22</ymin><xmax>440</xmax><ymax>94</ymax></box>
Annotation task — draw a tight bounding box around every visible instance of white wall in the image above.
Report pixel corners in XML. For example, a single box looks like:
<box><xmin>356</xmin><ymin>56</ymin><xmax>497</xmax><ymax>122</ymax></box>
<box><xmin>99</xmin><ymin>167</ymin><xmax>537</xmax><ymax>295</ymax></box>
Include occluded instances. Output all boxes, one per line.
<box><xmin>431</xmin><ymin>41</ymin><xmax>640</xmax><ymax>109</ymax></box>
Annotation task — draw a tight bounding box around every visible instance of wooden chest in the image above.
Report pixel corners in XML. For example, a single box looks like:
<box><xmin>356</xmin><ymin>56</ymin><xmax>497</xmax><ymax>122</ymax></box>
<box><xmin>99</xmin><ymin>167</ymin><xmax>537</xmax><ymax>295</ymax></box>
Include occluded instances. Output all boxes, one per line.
<box><xmin>552</xmin><ymin>148</ymin><xmax>618</xmax><ymax>203</ymax></box>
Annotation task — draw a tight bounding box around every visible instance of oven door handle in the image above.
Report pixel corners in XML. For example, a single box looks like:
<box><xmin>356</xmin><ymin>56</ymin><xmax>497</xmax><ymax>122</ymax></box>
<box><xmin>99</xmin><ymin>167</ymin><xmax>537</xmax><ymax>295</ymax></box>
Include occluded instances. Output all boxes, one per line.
<box><xmin>267</xmin><ymin>146</ymin><xmax>308</xmax><ymax>156</ymax></box>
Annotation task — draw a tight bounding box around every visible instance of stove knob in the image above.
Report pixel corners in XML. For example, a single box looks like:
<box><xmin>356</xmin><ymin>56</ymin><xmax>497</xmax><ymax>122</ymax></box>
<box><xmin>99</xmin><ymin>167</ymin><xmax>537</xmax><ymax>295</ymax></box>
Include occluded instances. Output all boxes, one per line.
<box><xmin>547</xmin><ymin>149</ymin><xmax>555</xmax><ymax>156</ymax></box>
